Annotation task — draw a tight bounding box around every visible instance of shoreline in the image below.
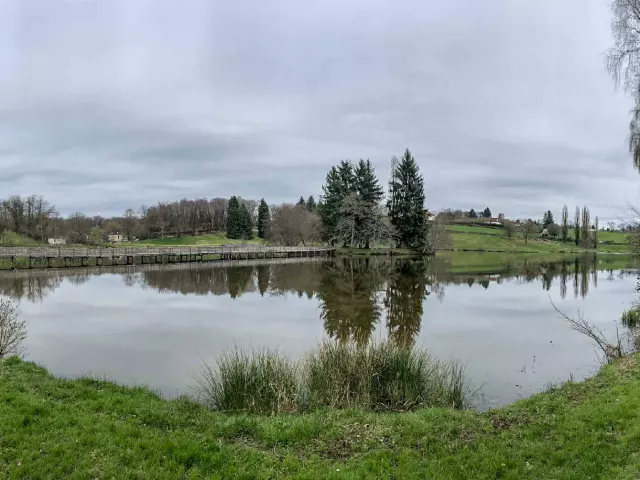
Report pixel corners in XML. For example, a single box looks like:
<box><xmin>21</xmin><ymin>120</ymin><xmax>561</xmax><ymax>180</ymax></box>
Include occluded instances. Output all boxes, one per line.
<box><xmin>1</xmin><ymin>355</ymin><xmax>639</xmax><ymax>477</ymax></box>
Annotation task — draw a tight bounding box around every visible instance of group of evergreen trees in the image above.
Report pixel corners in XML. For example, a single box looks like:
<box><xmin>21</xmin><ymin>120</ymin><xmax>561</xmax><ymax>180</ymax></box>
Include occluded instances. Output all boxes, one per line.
<box><xmin>226</xmin><ymin>196</ymin><xmax>254</xmax><ymax>240</ymax></box>
<box><xmin>467</xmin><ymin>207</ymin><xmax>492</xmax><ymax>219</ymax></box>
<box><xmin>319</xmin><ymin>149</ymin><xmax>426</xmax><ymax>249</ymax></box>
<box><xmin>296</xmin><ymin>196</ymin><xmax>317</xmax><ymax>211</ymax></box>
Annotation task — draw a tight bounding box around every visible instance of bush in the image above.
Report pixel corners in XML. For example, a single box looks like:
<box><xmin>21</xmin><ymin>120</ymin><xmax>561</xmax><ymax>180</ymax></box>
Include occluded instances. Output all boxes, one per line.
<box><xmin>197</xmin><ymin>341</ymin><xmax>468</xmax><ymax>414</ymax></box>
<box><xmin>196</xmin><ymin>348</ymin><xmax>299</xmax><ymax>414</ymax></box>
<box><xmin>0</xmin><ymin>298</ymin><xmax>26</xmax><ymax>358</ymax></box>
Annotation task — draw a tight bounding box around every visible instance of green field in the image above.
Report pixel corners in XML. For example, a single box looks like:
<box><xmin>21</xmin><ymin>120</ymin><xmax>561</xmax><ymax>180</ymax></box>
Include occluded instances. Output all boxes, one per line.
<box><xmin>133</xmin><ymin>233</ymin><xmax>264</xmax><ymax>246</ymax></box>
<box><xmin>448</xmin><ymin>225</ymin><xmax>629</xmax><ymax>254</ymax></box>
<box><xmin>1</xmin><ymin>355</ymin><xmax>640</xmax><ymax>478</ymax></box>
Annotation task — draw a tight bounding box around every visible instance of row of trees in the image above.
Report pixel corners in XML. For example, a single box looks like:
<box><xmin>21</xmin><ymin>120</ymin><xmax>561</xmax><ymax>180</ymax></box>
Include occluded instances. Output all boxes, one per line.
<box><xmin>560</xmin><ymin>205</ymin><xmax>599</xmax><ymax>248</ymax></box>
<box><xmin>0</xmin><ymin>195</ymin><xmax>57</xmax><ymax>242</ymax></box>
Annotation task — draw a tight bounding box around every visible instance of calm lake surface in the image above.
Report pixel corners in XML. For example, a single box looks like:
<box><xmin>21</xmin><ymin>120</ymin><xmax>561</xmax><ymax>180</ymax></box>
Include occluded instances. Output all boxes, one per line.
<box><xmin>2</xmin><ymin>253</ymin><xmax>638</xmax><ymax>409</ymax></box>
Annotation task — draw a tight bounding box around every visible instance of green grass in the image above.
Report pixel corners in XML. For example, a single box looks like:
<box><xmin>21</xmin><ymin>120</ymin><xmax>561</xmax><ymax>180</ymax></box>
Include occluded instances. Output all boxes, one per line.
<box><xmin>435</xmin><ymin>251</ymin><xmax>636</xmax><ymax>275</ymax></box>
<box><xmin>448</xmin><ymin>224</ymin><xmax>504</xmax><ymax>236</ymax></box>
<box><xmin>133</xmin><ymin>233</ymin><xmax>264</xmax><ymax>246</ymax></box>
<box><xmin>196</xmin><ymin>342</ymin><xmax>466</xmax><ymax>414</ymax></box>
<box><xmin>449</xmin><ymin>225</ymin><xmax>630</xmax><ymax>254</ymax></box>
<box><xmin>0</xmin><ymin>231</ymin><xmax>42</xmax><ymax>246</ymax></box>
<box><xmin>2</xmin><ymin>354</ymin><xmax>640</xmax><ymax>478</ymax></box>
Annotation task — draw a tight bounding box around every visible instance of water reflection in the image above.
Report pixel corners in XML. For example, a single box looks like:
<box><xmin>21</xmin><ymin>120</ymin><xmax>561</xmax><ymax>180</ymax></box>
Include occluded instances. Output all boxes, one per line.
<box><xmin>1</xmin><ymin>255</ymin><xmax>637</xmax><ymax>349</ymax></box>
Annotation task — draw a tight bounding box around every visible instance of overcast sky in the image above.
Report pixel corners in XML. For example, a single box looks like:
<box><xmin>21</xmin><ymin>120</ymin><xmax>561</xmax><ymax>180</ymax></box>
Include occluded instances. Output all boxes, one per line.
<box><xmin>0</xmin><ymin>0</ymin><xmax>637</xmax><ymax>222</ymax></box>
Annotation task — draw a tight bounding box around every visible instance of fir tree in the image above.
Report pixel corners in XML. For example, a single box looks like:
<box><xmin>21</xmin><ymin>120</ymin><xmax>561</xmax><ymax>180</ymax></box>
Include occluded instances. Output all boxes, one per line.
<box><xmin>306</xmin><ymin>195</ymin><xmax>317</xmax><ymax>211</ymax></box>
<box><xmin>319</xmin><ymin>160</ymin><xmax>356</xmax><ymax>244</ymax></box>
<box><xmin>387</xmin><ymin>149</ymin><xmax>425</xmax><ymax>248</ymax></box>
<box><xmin>240</xmin><ymin>203</ymin><xmax>253</xmax><ymax>240</ymax></box>
<box><xmin>355</xmin><ymin>159</ymin><xmax>384</xmax><ymax>205</ymax></box>
<box><xmin>297</xmin><ymin>196</ymin><xmax>306</xmax><ymax>206</ymax></box>
<box><xmin>482</xmin><ymin>207</ymin><xmax>492</xmax><ymax>218</ymax></box>
<box><xmin>468</xmin><ymin>209</ymin><xmax>478</xmax><ymax>219</ymax></box>
<box><xmin>257</xmin><ymin>199</ymin><xmax>270</xmax><ymax>239</ymax></box>
<box><xmin>354</xmin><ymin>159</ymin><xmax>384</xmax><ymax>248</ymax></box>
<box><xmin>226</xmin><ymin>196</ymin><xmax>242</xmax><ymax>239</ymax></box>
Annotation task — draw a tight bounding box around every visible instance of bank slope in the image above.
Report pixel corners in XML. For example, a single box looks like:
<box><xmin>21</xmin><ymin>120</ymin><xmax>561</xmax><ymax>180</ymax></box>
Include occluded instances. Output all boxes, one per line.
<box><xmin>1</xmin><ymin>355</ymin><xmax>639</xmax><ymax>479</ymax></box>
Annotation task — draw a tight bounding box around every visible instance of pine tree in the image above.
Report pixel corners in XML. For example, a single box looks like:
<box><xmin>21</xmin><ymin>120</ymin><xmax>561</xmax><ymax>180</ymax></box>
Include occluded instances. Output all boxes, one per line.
<box><xmin>354</xmin><ymin>159</ymin><xmax>384</xmax><ymax>248</ymax></box>
<box><xmin>306</xmin><ymin>196</ymin><xmax>317</xmax><ymax>211</ymax></box>
<box><xmin>240</xmin><ymin>203</ymin><xmax>253</xmax><ymax>240</ymax></box>
<box><xmin>297</xmin><ymin>196</ymin><xmax>306</xmax><ymax>206</ymax></box>
<box><xmin>355</xmin><ymin>159</ymin><xmax>384</xmax><ymax>205</ymax></box>
<box><xmin>226</xmin><ymin>196</ymin><xmax>242</xmax><ymax>239</ymax></box>
<box><xmin>257</xmin><ymin>199</ymin><xmax>270</xmax><ymax>239</ymax></box>
<box><xmin>594</xmin><ymin>216</ymin><xmax>599</xmax><ymax>249</ymax></box>
<box><xmin>387</xmin><ymin>149</ymin><xmax>425</xmax><ymax>248</ymax></box>
<box><xmin>542</xmin><ymin>210</ymin><xmax>554</xmax><ymax>228</ymax></box>
<box><xmin>319</xmin><ymin>160</ymin><xmax>356</xmax><ymax>244</ymax></box>
<box><xmin>561</xmin><ymin>205</ymin><xmax>569</xmax><ymax>242</ymax></box>
<box><xmin>468</xmin><ymin>209</ymin><xmax>478</xmax><ymax>219</ymax></box>
<box><xmin>483</xmin><ymin>207</ymin><xmax>492</xmax><ymax>218</ymax></box>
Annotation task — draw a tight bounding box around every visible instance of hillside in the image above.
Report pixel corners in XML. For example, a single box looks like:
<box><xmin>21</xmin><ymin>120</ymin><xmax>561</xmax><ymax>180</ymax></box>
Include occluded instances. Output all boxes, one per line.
<box><xmin>448</xmin><ymin>224</ymin><xmax>629</xmax><ymax>254</ymax></box>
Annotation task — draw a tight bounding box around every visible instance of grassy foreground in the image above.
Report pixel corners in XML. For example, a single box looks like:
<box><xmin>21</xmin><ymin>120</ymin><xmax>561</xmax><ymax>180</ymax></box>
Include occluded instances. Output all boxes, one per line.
<box><xmin>1</xmin><ymin>356</ymin><xmax>640</xmax><ymax>479</ymax></box>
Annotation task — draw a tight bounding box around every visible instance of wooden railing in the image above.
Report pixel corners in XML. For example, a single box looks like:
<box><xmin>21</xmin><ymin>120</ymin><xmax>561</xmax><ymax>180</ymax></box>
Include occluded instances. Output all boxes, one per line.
<box><xmin>0</xmin><ymin>245</ymin><xmax>334</xmax><ymax>258</ymax></box>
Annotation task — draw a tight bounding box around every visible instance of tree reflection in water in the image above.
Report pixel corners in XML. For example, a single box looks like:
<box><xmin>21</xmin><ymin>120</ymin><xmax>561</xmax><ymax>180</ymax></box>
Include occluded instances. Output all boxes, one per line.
<box><xmin>0</xmin><ymin>255</ymin><xmax>635</xmax><ymax>345</ymax></box>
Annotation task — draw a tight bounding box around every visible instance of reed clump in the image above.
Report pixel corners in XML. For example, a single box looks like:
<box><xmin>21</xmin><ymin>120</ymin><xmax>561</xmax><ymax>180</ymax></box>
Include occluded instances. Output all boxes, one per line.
<box><xmin>197</xmin><ymin>340</ymin><xmax>467</xmax><ymax>414</ymax></box>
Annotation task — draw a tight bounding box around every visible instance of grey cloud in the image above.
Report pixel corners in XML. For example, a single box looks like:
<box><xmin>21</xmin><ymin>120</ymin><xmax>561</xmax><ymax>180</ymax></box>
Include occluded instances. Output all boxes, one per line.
<box><xmin>0</xmin><ymin>0</ymin><xmax>638</xmax><ymax>220</ymax></box>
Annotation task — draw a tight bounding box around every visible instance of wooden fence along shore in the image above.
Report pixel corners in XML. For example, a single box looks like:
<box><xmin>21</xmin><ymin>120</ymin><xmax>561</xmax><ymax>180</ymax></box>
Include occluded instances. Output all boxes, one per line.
<box><xmin>0</xmin><ymin>245</ymin><xmax>335</xmax><ymax>270</ymax></box>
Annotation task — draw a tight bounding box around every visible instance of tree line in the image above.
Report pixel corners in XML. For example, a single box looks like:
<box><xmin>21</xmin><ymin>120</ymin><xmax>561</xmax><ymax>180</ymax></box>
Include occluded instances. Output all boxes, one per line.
<box><xmin>0</xmin><ymin>148</ymin><xmax>441</xmax><ymax>251</ymax></box>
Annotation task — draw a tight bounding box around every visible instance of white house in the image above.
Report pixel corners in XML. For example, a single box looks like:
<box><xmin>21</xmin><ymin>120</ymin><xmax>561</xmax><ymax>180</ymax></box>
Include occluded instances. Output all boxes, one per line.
<box><xmin>47</xmin><ymin>237</ymin><xmax>66</xmax><ymax>245</ymax></box>
<box><xmin>107</xmin><ymin>233</ymin><xmax>125</xmax><ymax>243</ymax></box>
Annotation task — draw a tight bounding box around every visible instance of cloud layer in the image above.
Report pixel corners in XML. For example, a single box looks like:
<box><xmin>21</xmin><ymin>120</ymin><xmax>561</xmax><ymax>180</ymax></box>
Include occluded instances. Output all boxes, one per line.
<box><xmin>0</xmin><ymin>0</ymin><xmax>637</xmax><ymax>222</ymax></box>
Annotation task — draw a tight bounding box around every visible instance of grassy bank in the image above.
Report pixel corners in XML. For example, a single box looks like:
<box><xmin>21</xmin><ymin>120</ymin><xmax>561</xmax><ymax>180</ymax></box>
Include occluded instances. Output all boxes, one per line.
<box><xmin>132</xmin><ymin>233</ymin><xmax>264</xmax><ymax>246</ymax></box>
<box><xmin>435</xmin><ymin>251</ymin><xmax>636</xmax><ymax>274</ymax></box>
<box><xmin>449</xmin><ymin>225</ymin><xmax>629</xmax><ymax>254</ymax></box>
<box><xmin>1</xmin><ymin>355</ymin><xmax>640</xmax><ymax>478</ymax></box>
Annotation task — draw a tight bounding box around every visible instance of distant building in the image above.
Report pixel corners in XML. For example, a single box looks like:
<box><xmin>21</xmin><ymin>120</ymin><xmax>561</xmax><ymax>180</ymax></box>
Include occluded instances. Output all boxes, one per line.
<box><xmin>107</xmin><ymin>233</ymin><xmax>124</xmax><ymax>243</ymax></box>
<box><xmin>477</xmin><ymin>217</ymin><xmax>503</xmax><ymax>226</ymax></box>
<box><xmin>47</xmin><ymin>237</ymin><xmax>66</xmax><ymax>245</ymax></box>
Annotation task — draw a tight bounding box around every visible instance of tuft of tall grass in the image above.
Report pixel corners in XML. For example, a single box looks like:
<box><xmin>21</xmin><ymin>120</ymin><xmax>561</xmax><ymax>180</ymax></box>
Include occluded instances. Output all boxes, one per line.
<box><xmin>196</xmin><ymin>347</ymin><xmax>299</xmax><ymax>414</ymax></box>
<box><xmin>197</xmin><ymin>340</ymin><xmax>467</xmax><ymax>414</ymax></box>
<box><xmin>304</xmin><ymin>341</ymin><xmax>466</xmax><ymax>411</ymax></box>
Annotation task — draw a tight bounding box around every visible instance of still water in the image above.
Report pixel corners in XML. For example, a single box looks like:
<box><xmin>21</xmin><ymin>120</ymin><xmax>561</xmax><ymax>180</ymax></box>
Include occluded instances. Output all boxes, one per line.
<box><xmin>1</xmin><ymin>253</ymin><xmax>637</xmax><ymax>409</ymax></box>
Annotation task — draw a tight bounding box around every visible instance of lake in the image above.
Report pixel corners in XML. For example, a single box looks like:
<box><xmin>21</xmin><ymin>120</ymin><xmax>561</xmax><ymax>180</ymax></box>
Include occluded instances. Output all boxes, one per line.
<box><xmin>1</xmin><ymin>253</ymin><xmax>637</xmax><ymax>409</ymax></box>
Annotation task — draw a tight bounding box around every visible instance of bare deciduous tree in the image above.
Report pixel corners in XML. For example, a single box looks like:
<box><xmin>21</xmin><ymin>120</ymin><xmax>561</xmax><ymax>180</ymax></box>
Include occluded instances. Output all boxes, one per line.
<box><xmin>269</xmin><ymin>204</ymin><xmax>321</xmax><ymax>246</ymax></box>
<box><xmin>607</xmin><ymin>0</ymin><xmax>640</xmax><ymax>168</ymax></box>
<box><xmin>503</xmin><ymin>220</ymin><xmax>516</xmax><ymax>239</ymax></box>
<box><xmin>420</xmin><ymin>216</ymin><xmax>451</xmax><ymax>255</ymax></box>
<box><xmin>0</xmin><ymin>298</ymin><xmax>26</xmax><ymax>358</ymax></box>
<box><xmin>561</xmin><ymin>205</ymin><xmax>569</xmax><ymax>242</ymax></box>
<box><xmin>581</xmin><ymin>206</ymin><xmax>591</xmax><ymax>248</ymax></box>
<box><xmin>521</xmin><ymin>220</ymin><xmax>537</xmax><ymax>244</ymax></box>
